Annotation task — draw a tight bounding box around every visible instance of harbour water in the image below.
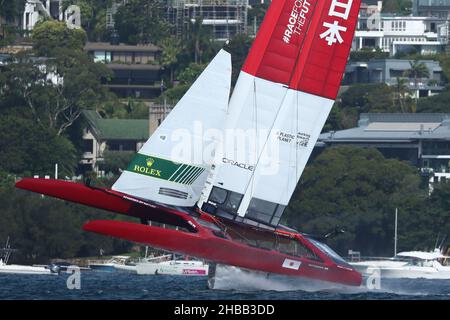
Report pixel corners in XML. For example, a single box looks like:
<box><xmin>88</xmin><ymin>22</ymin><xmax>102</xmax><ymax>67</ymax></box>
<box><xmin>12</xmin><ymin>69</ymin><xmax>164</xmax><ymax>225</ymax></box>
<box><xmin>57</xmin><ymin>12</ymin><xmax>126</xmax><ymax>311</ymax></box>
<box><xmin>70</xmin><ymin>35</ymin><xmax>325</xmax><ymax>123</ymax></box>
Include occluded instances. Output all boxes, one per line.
<box><xmin>1</xmin><ymin>271</ymin><xmax>450</xmax><ymax>300</ymax></box>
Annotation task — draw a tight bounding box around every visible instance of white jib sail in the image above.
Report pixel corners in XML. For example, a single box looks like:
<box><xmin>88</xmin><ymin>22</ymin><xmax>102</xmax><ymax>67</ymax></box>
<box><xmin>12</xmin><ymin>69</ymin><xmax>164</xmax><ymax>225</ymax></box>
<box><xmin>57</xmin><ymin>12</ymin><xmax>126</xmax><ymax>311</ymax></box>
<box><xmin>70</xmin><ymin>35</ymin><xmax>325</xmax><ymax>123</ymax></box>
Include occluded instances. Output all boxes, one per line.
<box><xmin>112</xmin><ymin>49</ymin><xmax>232</xmax><ymax>206</ymax></box>
<box><xmin>197</xmin><ymin>71</ymin><xmax>289</xmax><ymax>212</ymax></box>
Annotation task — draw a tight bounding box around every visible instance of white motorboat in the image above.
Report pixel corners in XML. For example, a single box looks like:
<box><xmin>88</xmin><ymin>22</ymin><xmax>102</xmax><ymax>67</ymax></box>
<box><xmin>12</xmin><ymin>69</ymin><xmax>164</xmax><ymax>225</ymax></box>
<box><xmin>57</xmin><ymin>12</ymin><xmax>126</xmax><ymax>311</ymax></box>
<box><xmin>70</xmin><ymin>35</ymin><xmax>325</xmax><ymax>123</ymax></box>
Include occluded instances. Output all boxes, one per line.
<box><xmin>136</xmin><ymin>254</ymin><xmax>209</xmax><ymax>276</ymax></box>
<box><xmin>350</xmin><ymin>249</ymin><xmax>450</xmax><ymax>279</ymax></box>
<box><xmin>89</xmin><ymin>255</ymin><xmax>135</xmax><ymax>272</ymax></box>
<box><xmin>0</xmin><ymin>238</ymin><xmax>57</xmax><ymax>275</ymax></box>
<box><xmin>349</xmin><ymin>209</ymin><xmax>450</xmax><ymax>279</ymax></box>
<box><xmin>112</xmin><ymin>256</ymin><xmax>137</xmax><ymax>272</ymax></box>
<box><xmin>0</xmin><ymin>258</ymin><xmax>56</xmax><ymax>275</ymax></box>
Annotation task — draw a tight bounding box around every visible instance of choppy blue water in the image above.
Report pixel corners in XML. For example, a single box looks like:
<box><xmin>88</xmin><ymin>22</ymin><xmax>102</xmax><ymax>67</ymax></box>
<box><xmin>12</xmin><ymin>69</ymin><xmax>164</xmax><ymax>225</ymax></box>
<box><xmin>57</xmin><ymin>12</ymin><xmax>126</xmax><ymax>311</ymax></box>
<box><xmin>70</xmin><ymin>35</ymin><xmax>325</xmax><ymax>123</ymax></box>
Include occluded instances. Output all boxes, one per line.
<box><xmin>0</xmin><ymin>271</ymin><xmax>450</xmax><ymax>300</ymax></box>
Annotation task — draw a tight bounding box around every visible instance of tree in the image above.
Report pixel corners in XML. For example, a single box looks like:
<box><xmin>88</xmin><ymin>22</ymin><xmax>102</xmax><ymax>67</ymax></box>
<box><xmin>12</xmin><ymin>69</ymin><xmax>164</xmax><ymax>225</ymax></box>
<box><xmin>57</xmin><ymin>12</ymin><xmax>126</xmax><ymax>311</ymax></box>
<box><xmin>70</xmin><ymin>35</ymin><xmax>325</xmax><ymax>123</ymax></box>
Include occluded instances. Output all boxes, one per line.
<box><xmin>32</xmin><ymin>20</ymin><xmax>87</xmax><ymax>56</ymax></box>
<box><xmin>163</xmin><ymin>62</ymin><xmax>207</xmax><ymax>102</ymax></box>
<box><xmin>114</xmin><ymin>0</ymin><xmax>170</xmax><ymax>44</ymax></box>
<box><xmin>102</xmin><ymin>150</ymin><xmax>134</xmax><ymax>175</ymax></box>
<box><xmin>340</xmin><ymin>83</ymin><xmax>396</xmax><ymax>113</ymax></box>
<box><xmin>0</xmin><ymin>115</ymin><xmax>77</xmax><ymax>177</ymax></box>
<box><xmin>326</xmin><ymin>83</ymin><xmax>398</xmax><ymax>130</ymax></box>
<box><xmin>417</xmin><ymin>90</ymin><xmax>450</xmax><ymax>113</ymax></box>
<box><xmin>225</xmin><ymin>34</ymin><xmax>253</xmax><ymax>85</ymax></box>
<box><xmin>0</xmin><ymin>0</ymin><xmax>25</xmax><ymax>45</ymax></box>
<box><xmin>185</xmin><ymin>18</ymin><xmax>216</xmax><ymax>64</ymax></box>
<box><xmin>382</xmin><ymin>0</ymin><xmax>412</xmax><ymax>15</ymax></box>
<box><xmin>160</xmin><ymin>37</ymin><xmax>182</xmax><ymax>84</ymax></box>
<box><xmin>0</xmin><ymin>0</ymin><xmax>25</xmax><ymax>19</ymax></box>
<box><xmin>403</xmin><ymin>60</ymin><xmax>430</xmax><ymax>90</ymax></box>
<box><xmin>0</xmin><ymin>179</ymin><xmax>133</xmax><ymax>264</ymax></box>
<box><xmin>247</xmin><ymin>2</ymin><xmax>269</xmax><ymax>35</ymax></box>
<box><xmin>394</xmin><ymin>77</ymin><xmax>415</xmax><ymax>113</ymax></box>
<box><xmin>2</xmin><ymin>48</ymin><xmax>113</xmax><ymax>135</ymax></box>
<box><xmin>61</xmin><ymin>0</ymin><xmax>114</xmax><ymax>41</ymax></box>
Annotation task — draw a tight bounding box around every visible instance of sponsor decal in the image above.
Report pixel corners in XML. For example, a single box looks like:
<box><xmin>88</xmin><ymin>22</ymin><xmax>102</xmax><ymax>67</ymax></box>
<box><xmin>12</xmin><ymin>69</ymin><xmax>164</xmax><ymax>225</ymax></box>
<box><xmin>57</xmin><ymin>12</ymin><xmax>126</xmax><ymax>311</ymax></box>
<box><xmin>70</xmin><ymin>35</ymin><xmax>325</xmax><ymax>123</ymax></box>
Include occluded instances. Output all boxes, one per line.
<box><xmin>283</xmin><ymin>0</ymin><xmax>312</xmax><ymax>44</ymax></box>
<box><xmin>320</xmin><ymin>0</ymin><xmax>354</xmax><ymax>46</ymax></box>
<box><xmin>222</xmin><ymin>158</ymin><xmax>254</xmax><ymax>171</ymax></box>
<box><xmin>187</xmin><ymin>220</ymin><xmax>197</xmax><ymax>230</ymax></box>
<box><xmin>282</xmin><ymin>258</ymin><xmax>302</xmax><ymax>270</ymax></box>
<box><xmin>123</xmin><ymin>195</ymin><xmax>157</xmax><ymax>208</ymax></box>
<box><xmin>276</xmin><ymin>131</ymin><xmax>310</xmax><ymax>148</ymax></box>
<box><xmin>126</xmin><ymin>153</ymin><xmax>205</xmax><ymax>185</ymax></box>
<box><xmin>307</xmin><ymin>264</ymin><xmax>329</xmax><ymax>270</ymax></box>
<box><xmin>146</xmin><ymin>157</ymin><xmax>155</xmax><ymax>167</ymax></box>
<box><xmin>296</xmin><ymin>132</ymin><xmax>310</xmax><ymax>147</ymax></box>
<box><xmin>276</xmin><ymin>131</ymin><xmax>296</xmax><ymax>143</ymax></box>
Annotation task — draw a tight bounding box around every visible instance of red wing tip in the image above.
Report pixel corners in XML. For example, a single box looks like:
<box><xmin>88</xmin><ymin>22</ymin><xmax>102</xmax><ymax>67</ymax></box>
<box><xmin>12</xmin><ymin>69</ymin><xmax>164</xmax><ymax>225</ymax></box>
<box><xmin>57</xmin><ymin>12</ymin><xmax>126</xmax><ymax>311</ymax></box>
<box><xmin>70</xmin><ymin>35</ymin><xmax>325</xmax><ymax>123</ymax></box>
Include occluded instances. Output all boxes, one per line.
<box><xmin>15</xmin><ymin>178</ymin><xmax>29</xmax><ymax>188</ymax></box>
<box><xmin>15</xmin><ymin>177</ymin><xmax>48</xmax><ymax>189</ymax></box>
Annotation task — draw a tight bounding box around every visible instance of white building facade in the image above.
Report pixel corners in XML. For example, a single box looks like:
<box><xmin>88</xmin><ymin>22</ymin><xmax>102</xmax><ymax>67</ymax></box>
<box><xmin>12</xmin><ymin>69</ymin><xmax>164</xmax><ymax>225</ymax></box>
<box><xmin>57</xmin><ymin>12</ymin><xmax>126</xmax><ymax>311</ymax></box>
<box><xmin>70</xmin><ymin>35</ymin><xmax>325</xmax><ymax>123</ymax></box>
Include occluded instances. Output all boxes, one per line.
<box><xmin>353</xmin><ymin>15</ymin><xmax>447</xmax><ymax>56</ymax></box>
<box><xmin>353</xmin><ymin>1</ymin><xmax>448</xmax><ymax>56</ymax></box>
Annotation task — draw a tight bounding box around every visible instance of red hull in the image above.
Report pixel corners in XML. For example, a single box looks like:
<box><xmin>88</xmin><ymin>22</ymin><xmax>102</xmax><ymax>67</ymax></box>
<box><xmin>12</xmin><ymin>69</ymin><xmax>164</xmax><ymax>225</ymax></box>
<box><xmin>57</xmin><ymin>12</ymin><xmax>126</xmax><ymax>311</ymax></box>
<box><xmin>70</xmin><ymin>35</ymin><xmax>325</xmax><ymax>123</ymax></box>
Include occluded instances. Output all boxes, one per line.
<box><xmin>84</xmin><ymin>220</ymin><xmax>361</xmax><ymax>286</ymax></box>
<box><xmin>15</xmin><ymin>178</ymin><xmax>362</xmax><ymax>286</ymax></box>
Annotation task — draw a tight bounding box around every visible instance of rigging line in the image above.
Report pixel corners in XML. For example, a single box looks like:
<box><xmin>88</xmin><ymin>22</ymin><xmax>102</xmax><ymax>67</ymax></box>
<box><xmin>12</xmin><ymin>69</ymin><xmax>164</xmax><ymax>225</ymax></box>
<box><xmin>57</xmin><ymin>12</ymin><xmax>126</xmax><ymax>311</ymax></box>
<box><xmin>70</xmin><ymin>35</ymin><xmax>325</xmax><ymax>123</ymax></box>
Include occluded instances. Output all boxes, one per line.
<box><xmin>204</xmin><ymin>211</ymin><xmax>253</xmax><ymax>243</ymax></box>
<box><xmin>238</xmin><ymin>83</ymin><xmax>291</xmax><ymax>210</ymax></box>
<box><xmin>250</xmin><ymin>78</ymin><xmax>258</xmax><ymax>199</ymax></box>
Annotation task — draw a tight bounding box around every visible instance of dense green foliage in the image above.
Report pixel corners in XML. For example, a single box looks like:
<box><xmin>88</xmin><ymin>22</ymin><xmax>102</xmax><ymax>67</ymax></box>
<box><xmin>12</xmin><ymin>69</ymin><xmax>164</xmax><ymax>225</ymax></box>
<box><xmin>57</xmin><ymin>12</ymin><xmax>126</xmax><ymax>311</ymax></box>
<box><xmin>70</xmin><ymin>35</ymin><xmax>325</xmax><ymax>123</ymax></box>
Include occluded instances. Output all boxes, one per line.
<box><xmin>325</xmin><ymin>83</ymin><xmax>415</xmax><ymax>130</ymax></box>
<box><xmin>0</xmin><ymin>178</ymin><xmax>132</xmax><ymax>264</ymax></box>
<box><xmin>0</xmin><ymin>0</ymin><xmax>25</xmax><ymax>18</ymax></box>
<box><xmin>0</xmin><ymin>116</ymin><xmax>77</xmax><ymax>177</ymax></box>
<box><xmin>382</xmin><ymin>0</ymin><xmax>412</xmax><ymax>15</ymax></box>
<box><xmin>114</xmin><ymin>0</ymin><xmax>170</xmax><ymax>45</ymax></box>
<box><xmin>0</xmin><ymin>21</ymin><xmax>117</xmax><ymax>177</ymax></box>
<box><xmin>32</xmin><ymin>20</ymin><xmax>88</xmax><ymax>56</ymax></box>
<box><xmin>350</xmin><ymin>48</ymin><xmax>389</xmax><ymax>61</ymax></box>
<box><xmin>61</xmin><ymin>0</ymin><xmax>114</xmax><ymax>41</ymax></box>
<box><xmin>102</xmin><ymin>150</ymin><xmax>134</xmax><ymax>175</ymax></box>
<box><xmin>2</xmin><ymin>21</ymin><xmax>114</xmax><ymax>136</ymax></box>
<box><xmin>162</xmin><ymin>34</ymin><xmax>253</xmax><ymax>101</ymax></box>
<box><xmin>417</xmin><ymin>89</ymin><xmax>450</xmax><ymax>113</ymax></box>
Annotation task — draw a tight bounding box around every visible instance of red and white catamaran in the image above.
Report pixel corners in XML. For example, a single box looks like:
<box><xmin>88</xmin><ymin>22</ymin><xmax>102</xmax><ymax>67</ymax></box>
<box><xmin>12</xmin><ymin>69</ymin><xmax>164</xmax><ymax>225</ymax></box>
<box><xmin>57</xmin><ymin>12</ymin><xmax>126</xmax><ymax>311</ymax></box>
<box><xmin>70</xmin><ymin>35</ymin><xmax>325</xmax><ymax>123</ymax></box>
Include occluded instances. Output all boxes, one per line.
<box><xmin>16</xmin><ymin>0</ymin><xmax>362</xmax><ymax>287</ymax></box>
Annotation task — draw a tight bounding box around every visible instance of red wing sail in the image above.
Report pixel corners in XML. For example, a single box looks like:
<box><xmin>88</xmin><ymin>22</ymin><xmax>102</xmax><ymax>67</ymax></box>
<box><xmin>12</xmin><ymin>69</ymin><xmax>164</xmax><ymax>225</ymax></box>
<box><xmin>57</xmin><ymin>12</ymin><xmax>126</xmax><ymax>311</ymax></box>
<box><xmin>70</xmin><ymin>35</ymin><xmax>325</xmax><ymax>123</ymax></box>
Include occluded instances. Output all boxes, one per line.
<box><xmin>198</xmin><ymin>0</ymin><xmax>361</xmax><ymax>226</ymax></box>
<box><xmin>242</xmin><ymin>0</ymin><xmax>320</xmax><ymax>84</ymax></box>
<box><xmin>291</xmin><ymin>0</ymin><xmax>359</xmax><ymax>98</ymax></box>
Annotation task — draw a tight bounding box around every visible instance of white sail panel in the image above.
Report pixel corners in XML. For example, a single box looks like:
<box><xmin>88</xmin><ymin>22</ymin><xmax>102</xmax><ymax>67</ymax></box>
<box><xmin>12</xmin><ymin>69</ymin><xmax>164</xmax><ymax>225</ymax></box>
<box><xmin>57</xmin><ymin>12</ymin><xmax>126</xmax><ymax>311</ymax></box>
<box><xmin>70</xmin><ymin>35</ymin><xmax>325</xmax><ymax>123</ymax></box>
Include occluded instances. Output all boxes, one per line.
<box><xmin>112</xmin><ymin>49</ymin><xmax>232</xmax><ymax>206</ymax></box>
<box><xmin>236</xmin><ymin>91</ymin><xmax>334</xmax><ymax>224</ymax></box>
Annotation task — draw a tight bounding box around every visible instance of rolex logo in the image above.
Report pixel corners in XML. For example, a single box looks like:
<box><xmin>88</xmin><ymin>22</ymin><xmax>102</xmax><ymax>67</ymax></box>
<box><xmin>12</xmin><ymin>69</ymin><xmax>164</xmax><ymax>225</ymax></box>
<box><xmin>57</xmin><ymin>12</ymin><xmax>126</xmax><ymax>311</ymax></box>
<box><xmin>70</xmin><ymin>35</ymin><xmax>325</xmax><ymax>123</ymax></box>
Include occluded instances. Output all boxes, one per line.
<box><xmin>146</xmin><ymin>158</ymin><xmax>155</xmax><ymax>167</ymax></box>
